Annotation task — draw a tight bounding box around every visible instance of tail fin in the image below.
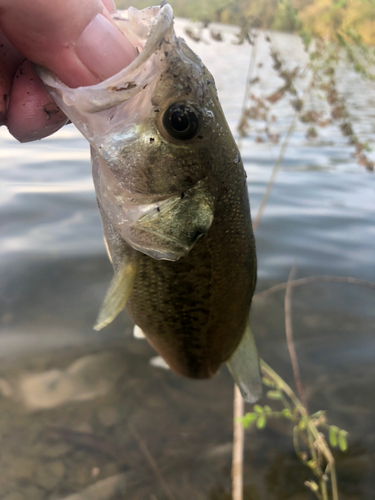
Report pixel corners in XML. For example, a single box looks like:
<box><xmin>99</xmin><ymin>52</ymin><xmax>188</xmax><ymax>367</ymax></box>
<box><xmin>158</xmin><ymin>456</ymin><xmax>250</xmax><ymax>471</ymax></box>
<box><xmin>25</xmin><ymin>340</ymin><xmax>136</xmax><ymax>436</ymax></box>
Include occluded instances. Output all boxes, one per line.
<box><xmin>227</xmin><ymin>323</ymin><xmax>262</xmax><ymax>403</ymax></box>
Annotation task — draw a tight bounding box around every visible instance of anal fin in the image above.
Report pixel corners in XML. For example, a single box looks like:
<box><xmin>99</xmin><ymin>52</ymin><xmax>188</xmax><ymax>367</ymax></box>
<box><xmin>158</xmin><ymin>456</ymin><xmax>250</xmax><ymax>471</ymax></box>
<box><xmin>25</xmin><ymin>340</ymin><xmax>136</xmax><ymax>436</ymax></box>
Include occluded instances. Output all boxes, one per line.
<box><xmin>133</xmin><ymin>324</ymin><xmax>146</xmax><ymax>339</ymax></box>
<box><xmin>94</xmin><ymin>251</ymin><xmax>140</xmax><ymax>331</ymax></box>
<box><xmin>227</xmin><ymin>323</ymin><xmax>262</xmax><ymax>403</ymax></box>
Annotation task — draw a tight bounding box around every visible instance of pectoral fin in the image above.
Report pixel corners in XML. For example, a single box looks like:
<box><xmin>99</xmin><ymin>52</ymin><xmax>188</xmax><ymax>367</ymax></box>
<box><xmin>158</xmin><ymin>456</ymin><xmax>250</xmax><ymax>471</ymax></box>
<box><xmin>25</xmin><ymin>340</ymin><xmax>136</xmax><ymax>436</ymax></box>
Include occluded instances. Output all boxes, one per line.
<box><xmin>227</xmin><ymin>323</ymin><xmax>262</xmax><ymax>403</ymax></box>
<box><xmin>128</xmin><ymin>179</ymin><xmax>215</xmax><ymax>261</ymax></box>
<box><xmin>94</xmin><ymin>251</ymin><xmax>140</xmax><ymax>331</ymax></box>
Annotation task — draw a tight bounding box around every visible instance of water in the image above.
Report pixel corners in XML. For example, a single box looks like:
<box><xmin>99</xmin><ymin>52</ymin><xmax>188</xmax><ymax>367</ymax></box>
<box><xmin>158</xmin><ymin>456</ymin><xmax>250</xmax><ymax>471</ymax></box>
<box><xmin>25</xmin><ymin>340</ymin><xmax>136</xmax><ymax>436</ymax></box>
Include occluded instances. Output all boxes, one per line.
<box><xmin>0</xmin><ymin>23</ymin><xmax>374</xmax><ymax>500</ymax></box>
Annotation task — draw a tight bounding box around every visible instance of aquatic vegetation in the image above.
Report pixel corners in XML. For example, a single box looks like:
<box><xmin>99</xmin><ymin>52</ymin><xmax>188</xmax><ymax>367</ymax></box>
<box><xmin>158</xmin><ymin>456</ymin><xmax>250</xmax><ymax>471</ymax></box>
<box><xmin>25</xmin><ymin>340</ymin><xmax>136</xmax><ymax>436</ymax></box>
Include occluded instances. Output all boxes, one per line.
<box><xmin>234</xmin><ymin>26</ymin><xmax>374</xmax><ymax>171</ymax></box>
<box><xmin>242</xmin><ymin>359</ymin><xmax>348</xmax><ymax>500</ymax></box>
<box><xmin>116</xmin><ymin>0</ymin><xmax>375</xmax><ymax>45</ymax></box>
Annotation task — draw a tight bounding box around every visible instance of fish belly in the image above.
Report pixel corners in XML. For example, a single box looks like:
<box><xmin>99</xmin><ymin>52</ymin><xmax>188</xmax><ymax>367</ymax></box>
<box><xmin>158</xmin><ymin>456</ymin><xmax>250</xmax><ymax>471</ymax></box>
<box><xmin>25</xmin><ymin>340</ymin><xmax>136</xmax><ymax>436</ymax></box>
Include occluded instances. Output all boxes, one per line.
<box><xmin>126</xmin><ymin>182</ymin><xmax>256</xmax><ymax>379</ymax></box>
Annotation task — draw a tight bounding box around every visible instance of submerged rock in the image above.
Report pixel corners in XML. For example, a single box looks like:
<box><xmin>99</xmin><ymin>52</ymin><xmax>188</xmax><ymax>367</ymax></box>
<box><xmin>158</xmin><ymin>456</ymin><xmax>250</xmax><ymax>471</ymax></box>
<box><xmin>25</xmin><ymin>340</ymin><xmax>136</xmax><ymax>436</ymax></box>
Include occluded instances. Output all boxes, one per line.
<box><xmin>97</xmin><ymin>406</ymin><xmax>119</xmax><ymax>427</ymax></box>
<box><xmin>16</xmin><ymin>352</ymin><xmax>124</xmax><ymax>410</ymax></box>
<box><xmin>34</xmin><ymin>460</ymin><xmax>65</xmax><ymax>490</ymax></box>
<box><xmin>59</xmin><ymin>473</ymin><xmax>127</xmax><ymax>500</ymax></box>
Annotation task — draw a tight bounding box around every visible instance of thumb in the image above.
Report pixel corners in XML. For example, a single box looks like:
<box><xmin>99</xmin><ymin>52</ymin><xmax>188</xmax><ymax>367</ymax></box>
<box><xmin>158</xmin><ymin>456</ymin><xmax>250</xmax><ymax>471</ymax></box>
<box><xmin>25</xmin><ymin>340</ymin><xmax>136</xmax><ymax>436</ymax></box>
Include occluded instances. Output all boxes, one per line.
<box><xmin>0</xmin><ymin>0</ymin><xmax>136</xmax><ymax>142</ymax></box>
<box><xmin>0</xmin><ymin>0</ymin><xmax>136</xmax><ymax>87</ymax></box>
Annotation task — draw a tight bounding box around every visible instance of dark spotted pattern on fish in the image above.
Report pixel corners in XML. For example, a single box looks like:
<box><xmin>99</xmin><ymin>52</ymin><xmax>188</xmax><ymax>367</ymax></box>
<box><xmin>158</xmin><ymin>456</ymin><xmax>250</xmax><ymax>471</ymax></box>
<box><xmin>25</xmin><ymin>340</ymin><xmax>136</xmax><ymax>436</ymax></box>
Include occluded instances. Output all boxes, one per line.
<box><xmin>126</xmin><ymin>166</ymin><xmax>256</xmax><ymax>378</ymax></box>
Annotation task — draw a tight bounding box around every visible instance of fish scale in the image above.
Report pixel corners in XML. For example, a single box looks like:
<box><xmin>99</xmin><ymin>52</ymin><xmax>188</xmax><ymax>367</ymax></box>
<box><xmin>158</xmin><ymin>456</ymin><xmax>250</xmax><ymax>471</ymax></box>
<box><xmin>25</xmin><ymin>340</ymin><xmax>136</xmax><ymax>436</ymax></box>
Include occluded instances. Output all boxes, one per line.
<box><xmin>127</xmin><ymin>169</ymin><xmax>256</xmax><ymax>378</ymax></box>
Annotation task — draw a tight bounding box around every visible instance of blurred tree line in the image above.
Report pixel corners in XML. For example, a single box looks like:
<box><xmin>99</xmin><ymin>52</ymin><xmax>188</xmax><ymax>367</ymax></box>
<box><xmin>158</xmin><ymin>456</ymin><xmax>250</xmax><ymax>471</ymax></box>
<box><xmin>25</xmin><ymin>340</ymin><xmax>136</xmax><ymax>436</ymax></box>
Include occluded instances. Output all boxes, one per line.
<box><xmin>115</xmin><ymin>0</ymin><xmax>375</xmax><ymax>44</ymax></box>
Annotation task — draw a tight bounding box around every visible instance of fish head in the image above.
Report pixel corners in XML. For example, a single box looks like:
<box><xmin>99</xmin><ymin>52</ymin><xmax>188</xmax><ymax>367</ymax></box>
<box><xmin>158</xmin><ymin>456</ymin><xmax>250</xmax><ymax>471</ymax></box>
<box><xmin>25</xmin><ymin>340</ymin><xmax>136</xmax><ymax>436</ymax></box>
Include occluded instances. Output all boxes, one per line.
<box><xmin>36</xmin><ymin>4</ymin><xmax>234</xmax><ymax>261</ymax></box>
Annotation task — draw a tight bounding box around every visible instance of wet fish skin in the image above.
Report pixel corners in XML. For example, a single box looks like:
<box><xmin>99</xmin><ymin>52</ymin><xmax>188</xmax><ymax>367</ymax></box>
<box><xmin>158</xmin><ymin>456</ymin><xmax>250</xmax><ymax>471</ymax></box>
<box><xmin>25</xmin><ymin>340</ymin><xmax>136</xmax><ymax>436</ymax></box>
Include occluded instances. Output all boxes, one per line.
<box><xmin>126</xmin><ymin>175</ymin><xmax>257</xmax><ymax>379</ymax></box>
<box><xmin>101</xmin><ymin>13</ymin><xmax>257</xmax><ymax>377</ymax></box>
<box><xmin>37</xmin><ymin>4</ymin><xmax>261</xmax><ymax>398</ymax></box>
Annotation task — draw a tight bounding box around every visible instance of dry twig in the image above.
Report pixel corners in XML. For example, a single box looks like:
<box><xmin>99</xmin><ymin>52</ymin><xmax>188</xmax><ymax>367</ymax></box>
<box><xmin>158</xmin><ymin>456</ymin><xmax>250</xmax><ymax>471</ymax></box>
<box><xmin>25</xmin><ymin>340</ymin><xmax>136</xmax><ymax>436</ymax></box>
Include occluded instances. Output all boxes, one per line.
<box><xmin>254</xmin><ymin>275</ymin><xmax>375</xmax><ymax>300</ymax></box>
<box><xmin>284</xmin><ymin>265</ymin><xmax>308</xmax><ymax>410</ymax></box>
<box><xmin>231</xmin><ymin>33</ymin><xmax>260</xmax><ymax>500</ymax></box>
<box><xmin>232</xmin><ymin>385</ymin><xmax>245</xmax><ymax>500</ymax></box>
<box><xmin>129</xmin><ymin>423</ymin><xmax>176</xmax><ymax>500</ymax></box>
<box><xmin>252</xmin><ymin>78</ymin><xmax>311</xmax><ymax>231</ymax></box>
<box><xmin>232</xmin><ymin>30</ymin><xmax>310</xmax><ymax>500</ymax></box>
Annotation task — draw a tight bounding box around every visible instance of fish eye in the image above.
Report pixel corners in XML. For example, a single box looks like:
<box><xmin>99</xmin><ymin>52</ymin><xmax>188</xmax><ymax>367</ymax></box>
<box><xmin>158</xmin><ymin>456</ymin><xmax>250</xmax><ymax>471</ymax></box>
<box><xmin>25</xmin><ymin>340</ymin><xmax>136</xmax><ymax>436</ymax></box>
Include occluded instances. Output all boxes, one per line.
<box><xmin>162</xmin><ymin>103</ymin><xmax>200</xmax><ymax>141</ymax></box>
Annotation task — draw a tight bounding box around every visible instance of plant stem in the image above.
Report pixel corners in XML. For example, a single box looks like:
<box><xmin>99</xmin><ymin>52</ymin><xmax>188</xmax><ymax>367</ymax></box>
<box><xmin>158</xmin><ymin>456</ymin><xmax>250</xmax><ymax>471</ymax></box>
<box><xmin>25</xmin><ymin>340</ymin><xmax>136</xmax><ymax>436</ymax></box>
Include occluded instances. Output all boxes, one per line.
<box><xmin>321</xmin><ymin>477</ymin><xmax>329</xmax><ymax>500</ymax></box>
<box><xmin>237</xmin><ymin>30</ymin><xmax>259</xmax><ymax>149</ymax></box>
<box><xmin>285</xmin><ymin>264</ymin><xmax>308</xmax><ymax>410</ymax></box>
<box><xmin>252</xmin><ymin>77</ymin><xmax>311</xmax><ymax>231</ymax></box>
<box><xmin>331</xmin><ymin>465</ymin><xmax>339</xmax><ymax>500</ymax></box>
<box><xmin>260</xmin><ymin>359</ymin><xmax>307</xmax><ymax>415</ymax></box>
<box><xmin>129</xmin><ymin>423</ymin><xmax>176</xmax><ymax>500</ymax></box>
<box><xmin>254</xmin><ymin>275</ymin><xmax>375</xmax><ymax>300</ymax></box>
<box><xmin>232</xmin><ymin>385</ymin><xmax>244</xmax><ymax>500</ymax></box>
<box><xmin>260</xmin><ymin>359</ymin><xmax>341</xmax><ymax>499</ymax></box>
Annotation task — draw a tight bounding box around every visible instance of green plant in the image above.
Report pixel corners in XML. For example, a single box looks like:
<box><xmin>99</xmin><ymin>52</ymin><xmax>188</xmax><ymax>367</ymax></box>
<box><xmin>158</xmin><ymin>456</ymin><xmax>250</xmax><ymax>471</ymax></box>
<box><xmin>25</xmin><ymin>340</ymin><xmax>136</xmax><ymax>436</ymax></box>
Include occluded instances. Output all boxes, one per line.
<box><xmin>241</xmin><ymin>359</ymin><xmax>348</xmax><ymax>500</ymax></box>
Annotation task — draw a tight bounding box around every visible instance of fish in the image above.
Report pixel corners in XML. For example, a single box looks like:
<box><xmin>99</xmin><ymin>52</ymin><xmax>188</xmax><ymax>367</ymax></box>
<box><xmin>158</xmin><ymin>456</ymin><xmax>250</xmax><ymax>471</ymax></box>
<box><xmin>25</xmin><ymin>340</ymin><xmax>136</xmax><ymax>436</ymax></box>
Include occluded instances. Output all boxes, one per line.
<box><xmin>36</xmin><ymin>3</ymin><xmax>261</xmax><ymax>402</ymax></box>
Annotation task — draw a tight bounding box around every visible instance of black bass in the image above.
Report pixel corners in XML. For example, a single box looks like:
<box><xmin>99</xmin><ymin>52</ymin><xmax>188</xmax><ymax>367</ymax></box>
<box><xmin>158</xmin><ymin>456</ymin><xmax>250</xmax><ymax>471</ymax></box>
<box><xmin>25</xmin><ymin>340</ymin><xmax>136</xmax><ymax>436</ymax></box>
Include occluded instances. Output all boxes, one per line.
<box><xmin>37</xmin><ymin>3</ymin><xmax>261</xmax><ymax>402</ymax></box>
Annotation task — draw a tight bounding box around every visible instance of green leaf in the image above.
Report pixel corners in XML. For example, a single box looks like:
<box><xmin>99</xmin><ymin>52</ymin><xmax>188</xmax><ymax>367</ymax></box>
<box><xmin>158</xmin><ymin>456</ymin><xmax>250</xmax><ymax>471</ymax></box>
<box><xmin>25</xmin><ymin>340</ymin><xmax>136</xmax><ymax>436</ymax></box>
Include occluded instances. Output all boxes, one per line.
<box><xmin>338</xmin><ymin>430</ymin><xmax>348</xmax><ymax>452</ymax></box>
<box><xmin>242</xmin><ymin>413</ymin><xmax>257</xmax><ymax>428</ymax></box>
<box><xmin>305</xmin><ymin>480</ymin><xmax>319</xmax><ymax>493</ymax></box>
<box><xmin>281</xmin><ymin>408</ymin><xmax>292</xmax><ymax>418</ymax></box>
<box><xmin>264</xmin><ymin>405</ymin><xmax>272</xmax><ymax>414</ymax></box>
<box><xmin>329</xmin><ymin>425</ymin><xmax>339</xmax><ymax>447</ymax></box>
<box><xmin>306</xmin><ymin>459</ymin><xmax>317</xmax><ymax>470</ymax></box>
<box><xmin>267</xmin><ymin>390</ymin><xmax>282</xmax><ymax>400</ymax></box>
<box><xmin>257</xmin><ymin>415</ymin><xmax>267</xmax><ymax>429</ymax></box>
<box><xmin>262</xmin><ymin>377</ymin><xmax>275</xmax><ymax>388</ymax></box>
<box><xmin>254</xmin><ymin>404</ymin><xmax>264</xmax><ymax>413</ymax></box>
<box><xmin>298</xmin><ymin>418</ymin><xmax>307</xmax><ymax>430</ymax></box>
<box><xmin>311</xmin><ymin>410</ymin><xmax>325</xmax><ymax>419</ymax></box>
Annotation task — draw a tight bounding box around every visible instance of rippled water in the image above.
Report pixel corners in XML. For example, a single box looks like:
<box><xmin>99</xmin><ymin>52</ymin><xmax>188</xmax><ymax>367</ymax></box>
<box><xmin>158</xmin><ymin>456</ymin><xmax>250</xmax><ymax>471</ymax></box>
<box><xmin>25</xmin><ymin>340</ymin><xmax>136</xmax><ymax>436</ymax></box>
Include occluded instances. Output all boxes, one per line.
<box><xmin>0</xmin><ymin>22</ymin><xmax>374</xmax><ymax>500</ymax></box>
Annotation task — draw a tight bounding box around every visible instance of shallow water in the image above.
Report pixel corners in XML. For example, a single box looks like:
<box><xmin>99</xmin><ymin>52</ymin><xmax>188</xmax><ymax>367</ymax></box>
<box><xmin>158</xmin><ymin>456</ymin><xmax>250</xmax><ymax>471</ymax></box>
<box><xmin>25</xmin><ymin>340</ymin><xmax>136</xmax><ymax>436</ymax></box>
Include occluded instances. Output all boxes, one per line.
<box><xmin>0</xmin><ymin>22</ymin><xmax>374</xmax><ymax>500</ymax></box>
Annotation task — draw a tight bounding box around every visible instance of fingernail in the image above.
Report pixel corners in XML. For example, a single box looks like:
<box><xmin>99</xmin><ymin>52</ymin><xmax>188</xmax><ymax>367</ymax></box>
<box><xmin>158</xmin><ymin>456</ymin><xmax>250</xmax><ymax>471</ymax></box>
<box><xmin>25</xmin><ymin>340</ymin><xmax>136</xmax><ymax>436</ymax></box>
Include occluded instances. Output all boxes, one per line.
<box><xmin>76</xmin><ymin>13</ymin><xmax>137</xmax><ymax>82</ymax></box>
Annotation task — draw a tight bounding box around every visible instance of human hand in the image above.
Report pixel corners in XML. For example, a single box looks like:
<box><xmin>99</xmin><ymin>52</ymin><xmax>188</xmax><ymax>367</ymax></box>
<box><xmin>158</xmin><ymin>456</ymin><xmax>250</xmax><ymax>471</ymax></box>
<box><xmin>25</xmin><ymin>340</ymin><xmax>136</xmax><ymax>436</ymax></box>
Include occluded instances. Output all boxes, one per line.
<box><xmin>0</xmin><ymin>0</ymin><xmax>136</xmax><ymax>142</ymax></box>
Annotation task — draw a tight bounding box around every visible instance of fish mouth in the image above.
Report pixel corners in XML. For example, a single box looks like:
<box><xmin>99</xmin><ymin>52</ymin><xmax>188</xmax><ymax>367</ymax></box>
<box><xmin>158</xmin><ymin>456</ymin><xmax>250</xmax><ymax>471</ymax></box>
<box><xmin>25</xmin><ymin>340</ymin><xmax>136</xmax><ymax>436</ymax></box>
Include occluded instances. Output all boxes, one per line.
<box><xmin>35</xmin><ymin>4</ymin><xmax>174</xmax><ymax>115</ymax></box>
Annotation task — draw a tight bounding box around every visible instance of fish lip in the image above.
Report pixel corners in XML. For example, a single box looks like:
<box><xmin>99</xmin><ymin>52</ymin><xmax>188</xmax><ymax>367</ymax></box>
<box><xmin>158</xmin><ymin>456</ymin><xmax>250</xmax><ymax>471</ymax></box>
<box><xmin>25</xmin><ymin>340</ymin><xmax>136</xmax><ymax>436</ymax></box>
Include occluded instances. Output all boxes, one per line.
<box><xmin>35</xmin><ymin>4</ymin><xmax>174</xmax><ymax>114</ymax></box>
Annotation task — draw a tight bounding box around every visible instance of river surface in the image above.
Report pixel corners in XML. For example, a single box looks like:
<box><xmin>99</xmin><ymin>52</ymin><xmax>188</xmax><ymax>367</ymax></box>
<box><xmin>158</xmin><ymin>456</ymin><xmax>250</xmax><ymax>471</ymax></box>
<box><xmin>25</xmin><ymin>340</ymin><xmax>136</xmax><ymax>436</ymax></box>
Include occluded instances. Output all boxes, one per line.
<box><xmin>0</xmin><ymin>20</ymin><xmax>374</xmax><ymax>500</ymax></box>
